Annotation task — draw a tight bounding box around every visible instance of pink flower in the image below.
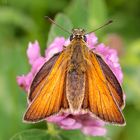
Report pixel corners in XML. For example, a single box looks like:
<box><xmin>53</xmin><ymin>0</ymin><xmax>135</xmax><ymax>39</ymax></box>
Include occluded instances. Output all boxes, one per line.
<box><xmin>45</xmin><ymin>37</ymin><xmax>65</xmax><ymax>61</ymax></box>
<box><xmin>16</xmin><ymin>41</ymin><xmax>46</xmax><ymax>93</ymax></box>
<box><xmin>27</xmin><ymin>41</ymin><xmax>41</xmax><ymax>65</ymax></box>
<box><xmin>17</xmin><ymin>33</ymin><xmax>124</xmax><ymax>136</ymax></box>
<box><xmin>86</xmin><ymin>33</ymin><xmax>98</xmax><ymax>48</ymax></box>
<box><xmin>17</xmin><ymin>73</ymin><xmax>33</xmax><ymax>92</ymax></box>
<box><xmin>46</xmin><ymin>113</ymin><xmax>106</xmax><ymax>136</ymax></box>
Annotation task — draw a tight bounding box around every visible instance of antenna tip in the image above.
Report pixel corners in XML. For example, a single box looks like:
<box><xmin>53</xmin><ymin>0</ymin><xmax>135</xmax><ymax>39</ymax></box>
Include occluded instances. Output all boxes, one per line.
<box><xmin>108</xmin><ymin>20</ymin><xmax>113</xmax><ymax>24</ymax></box>
<box><xmin>44</xmin><ymin>16</ymin><xmax>53</xmax><ymax>23</ymax></box>
<box><xmin>44</xmin><ymin>16</ymin><xmax>49</xmax><ymax>19</ymax></box>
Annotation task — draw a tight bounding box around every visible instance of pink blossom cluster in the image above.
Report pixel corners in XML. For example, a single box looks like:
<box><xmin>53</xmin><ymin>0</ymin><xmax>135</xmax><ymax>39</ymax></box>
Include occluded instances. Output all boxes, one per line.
<box><xmin>17</xmin><ymin>33</ymin><xmax>123</xmax><ymax>136</ymax></box>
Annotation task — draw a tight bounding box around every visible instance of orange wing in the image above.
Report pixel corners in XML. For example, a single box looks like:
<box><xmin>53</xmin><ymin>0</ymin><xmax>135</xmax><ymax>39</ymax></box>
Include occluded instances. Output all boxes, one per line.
<box><xmin>95</xmin><ymin>54</ymin><xmax>125</xmax><ymax>109</ymax></box>
<box><xmin>85</xmin><ymin>51</ymin><xmax>125</xmax><ymax>125</ymax></box>
<box><xmin>29</xmin><ymin>53</ymin><xmax>60</xmax><ymax>102</ymax></box>
<box><xmin>24</xmin><ymin>52</ymin><xmax>69</xmax><ymax>122</ymax></box>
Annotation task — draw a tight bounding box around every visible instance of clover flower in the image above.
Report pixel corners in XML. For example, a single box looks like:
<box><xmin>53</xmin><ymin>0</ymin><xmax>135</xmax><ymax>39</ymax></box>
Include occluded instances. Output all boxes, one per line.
<box><xmin>17</xmin><ymin>33</ymin><xmax>123</xmax><ymax>136</ymax></box>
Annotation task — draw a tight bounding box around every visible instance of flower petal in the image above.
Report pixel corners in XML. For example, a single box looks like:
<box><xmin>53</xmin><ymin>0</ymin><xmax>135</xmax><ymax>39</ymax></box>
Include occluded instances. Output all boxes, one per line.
<box><xmin>45</xmin><ymin>37</ymin><xmax>65</xmax><ymax>60</ymax></box>
<box><xmin>27</xmin><ymin>41</ymin><xmax>41</xmax><ymax>65</ymax></box>
<box><xmin>16</xmin><ymin>72</ymin><xmax>33</xmax><ymax>92</ymax></box>
<box><xmin>74</xmin><ymin>114</ymin><xmax>105</xmax><ymax>127</ymax></box>
<box><xmin>59</xmin><ymin>117</ymin><xmax>82</xmax><ymax>130</ymax></box>
<box><xmin>31</xmin><ymin>57</ymin><xmax>45</xmax><ymax>75</ymax></box>
<box><xmin>81</xmin><ymin>126</ymin><xmax>107</xmax><ymax>136</ymax></box>
<box><xmin>46</xmin><ymin>113</ymin><xmax>69</xmax><ymax>123</ymax></box>
<box><xmin>87</xmin><ymin>33</ymin><xmax>98</xmax><ymax>49</ymax></box>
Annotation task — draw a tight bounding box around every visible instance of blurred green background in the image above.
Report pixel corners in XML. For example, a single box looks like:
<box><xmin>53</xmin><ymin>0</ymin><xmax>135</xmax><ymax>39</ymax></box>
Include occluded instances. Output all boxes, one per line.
<box><xmin>0</xmin><ymin>0</ymin><xmax>140</xmax><ymax>140</ymax></box>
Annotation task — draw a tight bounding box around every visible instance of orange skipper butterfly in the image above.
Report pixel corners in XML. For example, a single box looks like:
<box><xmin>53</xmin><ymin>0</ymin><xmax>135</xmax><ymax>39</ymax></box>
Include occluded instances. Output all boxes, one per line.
<box><xmin>24</xmin><ymin>17</ymin><xmax>125</xmax><ymax>125</ymax></box>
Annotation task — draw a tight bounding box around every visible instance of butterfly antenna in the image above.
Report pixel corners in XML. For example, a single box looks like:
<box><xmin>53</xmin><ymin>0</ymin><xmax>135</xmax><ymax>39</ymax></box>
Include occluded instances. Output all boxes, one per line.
<box><xmin>85</xmin><ymin>20</ymin><xmax>113</xmax><ymax>35</ymax></box>
<box><xmin>45</xmin><ymin>16</ymin><xmax>71</xmax><ymax>34</ymax></box>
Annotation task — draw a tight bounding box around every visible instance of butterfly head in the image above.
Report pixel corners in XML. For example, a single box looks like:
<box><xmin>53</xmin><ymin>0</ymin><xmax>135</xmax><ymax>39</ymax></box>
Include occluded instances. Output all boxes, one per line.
<box><xmin>70</xmin><ymin>28</ymin><xmax>87</xmax><ymax>42</ymax></box>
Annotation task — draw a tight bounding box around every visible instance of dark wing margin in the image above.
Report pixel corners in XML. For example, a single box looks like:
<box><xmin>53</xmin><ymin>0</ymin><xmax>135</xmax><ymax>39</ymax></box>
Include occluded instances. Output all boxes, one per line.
<box><xmin>95</xmin><ymin>54</ymin><xmax>125</xmax><ymax>109</ymax></box>
<box><xmin>29</xmin><ymin>53</ymin><xmax>60</xmax><ymax>102</ymax></box>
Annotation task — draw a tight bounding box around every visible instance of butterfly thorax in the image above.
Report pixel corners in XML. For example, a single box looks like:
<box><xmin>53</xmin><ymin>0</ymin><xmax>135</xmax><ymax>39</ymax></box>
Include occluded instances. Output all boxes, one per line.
<box><xmin>67</xmin><ymin>39</ymin><xmax>87</xmax><ymax>74</ymax></box>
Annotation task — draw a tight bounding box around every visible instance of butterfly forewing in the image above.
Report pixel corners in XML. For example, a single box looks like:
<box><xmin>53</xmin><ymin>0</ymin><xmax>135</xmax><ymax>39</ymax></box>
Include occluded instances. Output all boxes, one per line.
<box><xmin>84</xmin><ymin>51</ymin><xmax>125</xmax><ymax>125</ymax></box>
<box><xmin>24</xmin><ymin>52</ymin><xmax>69</xmax><ymax>122</ymax></box>
<box><xmin>29</xmin><ymin>53</ymin><xmax>60</xmax><ymax>102</ymax></box>
<box><xmin>95</xmin><ymin>54</ymin><xmax>125</xmax><ymax>109</ymax></box>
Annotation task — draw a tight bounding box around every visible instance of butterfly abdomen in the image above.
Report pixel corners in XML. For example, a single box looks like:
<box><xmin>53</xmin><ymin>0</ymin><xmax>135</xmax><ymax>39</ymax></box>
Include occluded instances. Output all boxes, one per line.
<box><xmin>66</xmin><ymin>43</ymin><xmax>86</xmax><ymax>113</ymax></box>
<box><xmin>66</xmin><ymin>70</ymin><xmax>85</xmax><ymax>113</ymax></box>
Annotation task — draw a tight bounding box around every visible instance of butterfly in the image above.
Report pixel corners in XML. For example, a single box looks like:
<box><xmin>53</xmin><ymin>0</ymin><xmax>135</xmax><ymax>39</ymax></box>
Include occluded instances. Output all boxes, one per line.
<box><xmin>23</xmin><ymin>17</ymin><xmax>125</xmax><ymax>125</ymax></box>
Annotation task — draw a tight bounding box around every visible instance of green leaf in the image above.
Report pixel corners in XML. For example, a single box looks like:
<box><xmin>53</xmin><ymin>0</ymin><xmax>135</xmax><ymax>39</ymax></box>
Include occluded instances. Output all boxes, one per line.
<box><xmin>47</xmin><ymin>13</ymin><xmax>73</xmax><ymax>46</ymax></box>
<box><xmin>87</xmin><ymin>0</ymin><xmax>107</xmax><ymax>30</ymax></box>
<box><xmin>10</xmin><ymin>129</ymin><xmax>65</xmax><ymax>140</ymax></box>
<box><xmin>64</xmin><ymin>0</ymin><xmax>108</xmax><ymax>35</ymax></box>
<box><xmin>64</xmin><ymin>0</ymin><xmax>88</xmax><ymax>29</ymax></box>
<box><xmin>10</xmin><ymin>129</ymin><xmax>48</xmax><ymax>140</ymax></box>
<box><xmin>61</xmin><ymin>130</ymin><xmax>85</xmax><ymax>140</ymax></box>
<box><xmin>10</xmin><ymin>129</ymin><xmax>76</xmax><ymax>140</ymax></box>
<box><xmin>61</xmin><ymin>130</ymin><xmax>107</xmax><ymax>140</ymax></box>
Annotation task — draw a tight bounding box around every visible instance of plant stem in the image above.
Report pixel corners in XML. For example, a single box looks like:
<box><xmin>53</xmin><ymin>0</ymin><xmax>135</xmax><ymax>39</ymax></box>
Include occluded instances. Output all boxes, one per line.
<box><xmin>47</xmin><ymin>122</ymin><xmax>59</xmax><ymax>136</ymax></box>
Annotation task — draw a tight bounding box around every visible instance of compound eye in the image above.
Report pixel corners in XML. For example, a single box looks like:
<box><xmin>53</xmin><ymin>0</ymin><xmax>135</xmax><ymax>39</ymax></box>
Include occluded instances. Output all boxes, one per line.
<box><xmin>83</xmin><ymin>35</ymin><xmax>87</xmax><ymax>42</ymax></box>
<box><xmin>70</xmin><ymin>35</ymin><xmax>74</xmax><ymax>41</ymax></box>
